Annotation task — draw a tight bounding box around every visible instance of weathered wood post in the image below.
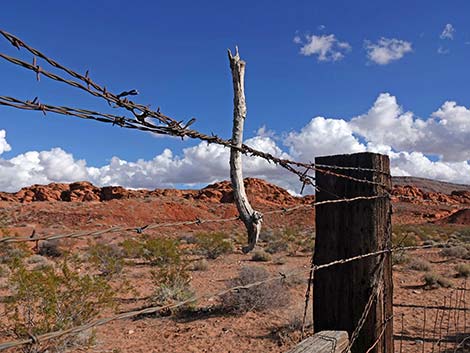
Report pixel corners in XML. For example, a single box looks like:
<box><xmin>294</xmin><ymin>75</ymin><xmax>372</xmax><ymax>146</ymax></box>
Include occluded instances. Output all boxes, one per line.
<box><xmin>313</xmin><ymin>152</ymin><xmax>393</xmax><ymax>353</ymax></box>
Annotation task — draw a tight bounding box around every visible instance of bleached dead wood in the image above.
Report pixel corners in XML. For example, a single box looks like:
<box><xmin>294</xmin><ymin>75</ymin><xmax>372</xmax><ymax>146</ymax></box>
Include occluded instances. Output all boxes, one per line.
<box><xmin>285</xmin><ymin>331</ymin><xmax>349</xmax><ymax>353</ymax></box>
<box><xmin>228</xmin><ymin>47</ymin><xmax>262</xmax><ymax>253</ymax></box>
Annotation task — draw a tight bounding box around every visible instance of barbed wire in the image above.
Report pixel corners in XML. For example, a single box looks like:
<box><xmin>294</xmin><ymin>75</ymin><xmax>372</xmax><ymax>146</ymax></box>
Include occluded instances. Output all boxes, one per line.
<box><xmin>0</xmin><ymin>241</ymin><xmax>452</xmax><ymax>351</ymax></box>
<box><xmin>344</xmin><ymin>255</ymin><xmax>385</xmax><ymax>353</ymax></box>
<box><xmin>0</xmin><ymin>29</ymin><xmax>391</xmax><ymax>190</ymax></box>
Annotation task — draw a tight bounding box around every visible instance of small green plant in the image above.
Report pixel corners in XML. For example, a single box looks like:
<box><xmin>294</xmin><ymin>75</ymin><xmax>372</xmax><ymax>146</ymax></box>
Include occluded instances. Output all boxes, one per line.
<box><xmin>408</xmin><ymin>258</ymin><xmax>432</xmax><ymax>272</ymax></box>
<box><xmin>251</xmin><ymin>249</ymin><xmax>272</xmax><ymax>262</ymax></box>
<box><xmin>455</xmin><ymin>263</ymin><xmax>470</xmax><ymax>278</ymax></box>
<box><xmin>0</xmin><ymin>243</ymin><xmax>30</xmax><ymax>267</ymax></box>
<box><xmin>423</xmin><ymin>272</ymin><xmax>452</xmax><ymax>289</ymax></box>
<box><xmin>4</xmin><ymin>261</ymin><xmax>115</xmax><ymax>352</ymax></box>
<box><xmin>120</xmin><ymin>238</ymin><xmax>144</xmax><ymax>258</ymax></box>
<box><xmin>142</xmin><ymin>238</ymin><xmax>182</xmax><ymax>266</ymax></box>
<box><xmin>88</xmin><ymin>243</ymin><xmax>124</xmax><ymax>278</ymax></box>
<box><xmin>265</xmin><ymin>227</ymin><xmax>313</xmax><ymax>256</ymax></box>
<box><xmin>220</xmin><ymin>266</ymin><xmax>290</xmax><ymax>314</ymax></box>
<box><xmin>150</xmin><ymin>263</ymin><xmax>195</xmax><ymax>314</ymax></box>
<box><xmin>195</xmin><ymin>232</ymin><xmax>233</xmax><ymax>259</ymax></box>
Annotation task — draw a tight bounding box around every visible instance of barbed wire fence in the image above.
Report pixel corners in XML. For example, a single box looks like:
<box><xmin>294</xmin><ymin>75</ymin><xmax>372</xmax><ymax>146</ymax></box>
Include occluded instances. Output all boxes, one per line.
<box><xmin>0</xmin><ymin>29</ymin><xmax>469</xmax><ymax>353</ymax></box>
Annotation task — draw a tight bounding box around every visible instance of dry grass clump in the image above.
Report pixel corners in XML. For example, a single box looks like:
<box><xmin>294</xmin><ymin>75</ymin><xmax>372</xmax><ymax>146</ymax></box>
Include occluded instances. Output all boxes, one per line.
<box><xmin>423</xmin><ymin>272</ymin><xmax>452</xmax><ymax>289</ymax></box>
<box><xmin>455</xmin><ymin>263</ymin><xmax>470</xmax><ymax>278</ymax></box>
<box><xmin>392</xmin><ymin>252</ymin><xmax>410</xmax><ymax>266</ymax></box>
<box><xmin>251</xmin><ymin>249</ymin><xmax>272</xmax><ymax>262</ymax></box>
<box><xmin>190</xmin><ymin>259</ymin><xmax>209</xmax><ymax>271</ymax></box>
<box><xmin>220</xmin><ymin>266</ymin><xmax>290</xmax><ymax>314</ymax></box>
<box><xmin>440</xmin><ymin>246</ymin><xmax>468</xmax><ymax>259</ymax></box>
<box><xmin>408</xmin><ymin>258</ymin><xmax>432</xmax><ymax>272</ymax></box>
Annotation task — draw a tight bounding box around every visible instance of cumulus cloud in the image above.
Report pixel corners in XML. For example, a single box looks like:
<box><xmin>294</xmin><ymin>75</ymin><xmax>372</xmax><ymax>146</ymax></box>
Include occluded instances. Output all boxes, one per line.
<box><xmin>2</xmin><ymin>93</ymin><xmax>470</xmax><ymax>192</ymax></box>
<box><xmin>295</xmin><ymin>33</ymin><xmax>351</xmax><ymax>62</ymax></box>
<box><xmin>440</xmin><ymin>24</ymin><xmax>455</xmax><ymax>40</ymax></box>
<box><xmin>0</xmin><ymin>130</ymin><xmax>11</xmax><ymax>155</ymax></box>
<box><xmin>365</xmin><ymin>38</ymin><xmax>412</xmax><ymax>65</ymax></box>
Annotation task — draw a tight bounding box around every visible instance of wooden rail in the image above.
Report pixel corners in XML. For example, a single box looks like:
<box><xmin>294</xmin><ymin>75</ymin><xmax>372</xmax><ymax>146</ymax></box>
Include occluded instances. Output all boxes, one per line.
<box><xmin>286</xmin><ymin>331</ymin><xmax>349</xmax><ymax>353</ymax></box>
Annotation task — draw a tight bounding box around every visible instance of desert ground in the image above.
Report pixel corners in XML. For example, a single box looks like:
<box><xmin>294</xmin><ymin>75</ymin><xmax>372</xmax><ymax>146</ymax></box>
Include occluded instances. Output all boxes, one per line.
<box><xmin>0</xmin><ymin>177</ymin><xmax>469</xmax><ymax>353</ymax></box>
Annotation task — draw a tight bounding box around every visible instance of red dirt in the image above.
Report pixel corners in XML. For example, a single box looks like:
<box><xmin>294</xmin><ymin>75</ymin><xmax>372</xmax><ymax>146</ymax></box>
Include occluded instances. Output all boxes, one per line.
<box><xmin>0</xmin><ymin>177</ymin><xmax>469</xmax><ymax>352</ymax></box>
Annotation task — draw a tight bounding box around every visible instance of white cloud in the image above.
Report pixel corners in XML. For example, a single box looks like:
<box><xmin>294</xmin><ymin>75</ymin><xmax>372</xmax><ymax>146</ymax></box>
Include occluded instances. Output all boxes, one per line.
<box><xmin>295</xmin><ymin>34</ymin><xmax>351</xmax><ymax>62</ymax></box>
<box><xmin>1</xmin><ymin>93</ymin><xmax>470</xmax><ymax>193</ymax></box>
<box><xmin>440</xmin><ymin>24</ymin><xmax>455</xmax><ymax>40</ymax></box>
<box><xmin>437</xmin><ymin>46</ymin><xmax>449</xmax><ymax>55</ymax></box>
<box><xmin>0</xmin><ymin>130</ymin><xmax>11</xmax><ymax>155</ymax></box>
<box><xmin>365</xmin><ymin>38</ymin><xmax>413</xmax><ymax>65</ymax></box>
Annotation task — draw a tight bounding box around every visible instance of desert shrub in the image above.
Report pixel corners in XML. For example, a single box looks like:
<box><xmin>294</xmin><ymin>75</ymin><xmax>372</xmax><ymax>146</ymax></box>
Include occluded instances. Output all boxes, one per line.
<box><xmin>265</xmin><ymin>227</ymin><xmax>313</xmax><ymax>256</ymax></box>
<box><xmin>423</xmin><ymin>272</ymin><xmax>452</xmax><ymax>289</ymax></box>
<box><xmin>120</xmin><ymin>238</ymin><xmax>144</xmax><ymax>258</ymax></box>
<box><xmin>440</xmin><ymin>246</ymin><xmax>468</xmax><ymax>259</ymax></box>
<box><xmin>220</xmin><ymin>266</ymin><xmax>290</xmax><ymax>314</ymax></box>
<box><xmin>455</xmin><ymin>263</ymin><xmax>470</xmax><ymax>278</ymax></box>
<box><xmin>0</xmin><ymin>263</ymin><xmax>11</xmax><ymax>278</ymax></box>
<box><xmin>251</xmin><ymin>249</ymin><xmax>272</xmax><ymax>262</ymax></box>
<box><xmin>408</xmin><ymin>258</ymin><xmax>432</xmax><ymax>272</ymax></box>
<box><xmin>150</xmin><ymin>263</ymin><xmax>195</xmax><ymax>314</ymax></box>
<box><xmin>4</xmin><ymin>261</ymin><xmax>115</xmax><ymax>352</ymax></box>
<box><xmin>0</xmin><ymin>243</ymin><xmax>30</xmax><ymax>267</ymax></box>
<box><xmin>88</xmin><ymin>243</ymin><xmax>124</xmax><ymax>278</ymax></box>
<box><xmin>392</xmin><ymin>231</ymin><xmax>418</xmax><ymax>247</ymax></box>
<box><xmin>190</xmin><ymin>259</ymin><xmax>209</xmax><ymax>271</ymax></box>
<box><xmin>142</xmin><ymin>238</ymin><xmax>182</xmax><ymax>266</ymax></box>
<box><xmin>273</xmin><ymin>257</ymin><xmax>287</xmax><ymax>265</ymax></box>
<box><xmin>392</xmin><ymin>252</ymin><xmax>410</xmax><ymax>266</ymax></box>
<box><xmin>26</xmin><ymin>255</ymin><xmax>54</xmax><ymax>271</ymax></box>
<box><xmin>38</xmin><ymin>240</ymin><xmax>62</xmax><ymax>258</ymax></box>
<box><xmin>195</xmin><ymin>232</ymin><xmax>233</xmax><ymax>259</ymax></box>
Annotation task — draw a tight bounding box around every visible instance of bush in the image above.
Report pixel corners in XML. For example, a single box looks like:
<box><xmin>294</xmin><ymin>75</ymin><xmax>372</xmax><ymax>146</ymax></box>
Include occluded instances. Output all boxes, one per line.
<box><xmin>4</xmin><ymin>261</ymin><xmax>115</xmax><ymax>352</ymax></box>
<box><xmin>0</xmin><ymin>243</ymin><xmax>30</xmax><ymax>267</ymax></box>
<box><xmin>423</xmin><ymin>272</ymin><xmax>452</xmax><ymax>289</ymax></box>
<box><xmin>265</xmin><ymin>228</ymin><xmax>313</xmax><ymax>256</ymax></box>
<box><xmin>195</xmin><ymin>232</ymin><xmax>233</xmax><ymax>259</ymax></box>
<box><xmin>392</xmin><ymin>251</ymin><xmax>410</xmax><ymax>266</ymax></box>
<box><xmin>251</xmin><ymin>249</ymin><xmax>272</xmax><ymax>262</ymax></box>
<box><xmin>151</xmin><ymin>263</ymin><xmax>195</xmax><ymax>314</ymax></box>
<box><xmin>38</xmin><ymin>240</ymin><xmax>62</xmax><ymax>258</ymax></box>
<box><xmin>142</xmin><ymin>238</ymin><xmax>182</xmax><ymax>266</ymax></box>
<box><xmin>88</xmin><ymin>243</ymin><xmax>124</xmax><ymax>278</ymax></box>
<box><xmin>455</xmin><ymin>263</ymin><xmax>470</xmax><ymax>278</ymax></box>
<box><xmin>190</xmin><ymin>259</ymin><xmax>209</xmax><ymax>271</ymax></box>
<box><xmin>26</xmin><ymin>255</ymin><xmax>54</xmax><ymax>271</ymax></box>
<box><xmin>440</xmin><ymin>246</ymin><xmax>468</xmax><ymax>259</ymax></box>
<box><xmin>120</xmin><ymin>238</ymin><xmax>145</xmax><ymax>258</ymax></box>
<box><xmin>220</xmin><ymin>266</ymin><xmax>290</xmax><ymax>314</ymax></box>
<box><xmin>408</xmin><ymin>258</ymin><xmax>432</xmax><ymax>272</ymax></box>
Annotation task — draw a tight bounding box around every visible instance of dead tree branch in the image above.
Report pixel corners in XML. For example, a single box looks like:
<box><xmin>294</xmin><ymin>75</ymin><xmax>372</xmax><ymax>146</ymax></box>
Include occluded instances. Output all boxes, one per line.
<box><xmin>228</xmin><ymin>47</ymin><xmax>262</xmax><ymax>253</ymax></box>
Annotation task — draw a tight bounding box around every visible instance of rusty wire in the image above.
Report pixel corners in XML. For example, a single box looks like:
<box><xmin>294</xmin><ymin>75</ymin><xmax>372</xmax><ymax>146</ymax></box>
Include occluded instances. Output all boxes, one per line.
<box><xmin>0</xmin><ymin>241</ymin><xmax>451</xmax><ymax>351</ymax></box>
<box><xmin>0</xmin><ymin>29</ymin><xmax>391</xmax><ymax>189</ymax></box>
<box><xmin>0</xmin><ymin>194</ymin><xmax>387</xmax><ymax>244</ymax></box>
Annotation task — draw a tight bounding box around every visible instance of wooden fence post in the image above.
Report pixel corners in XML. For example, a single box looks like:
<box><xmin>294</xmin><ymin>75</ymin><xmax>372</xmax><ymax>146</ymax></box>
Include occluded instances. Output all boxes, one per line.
<box><xmin>313</xmin><ymin>152</ymin><xmax>393</xmax><ymax>353</ymax></box>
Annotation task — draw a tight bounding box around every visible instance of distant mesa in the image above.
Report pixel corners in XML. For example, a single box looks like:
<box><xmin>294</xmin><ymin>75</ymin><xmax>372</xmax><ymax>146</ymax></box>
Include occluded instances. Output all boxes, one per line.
<box><xmin>0</xmin><ymin>177</ymin><xmax>469</xmax><ymax>210</ymax></box>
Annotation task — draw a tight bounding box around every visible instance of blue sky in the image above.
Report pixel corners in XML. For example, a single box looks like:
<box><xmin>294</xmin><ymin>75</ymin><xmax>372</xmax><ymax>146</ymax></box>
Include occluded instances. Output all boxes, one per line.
<box><xmin>1</xmin><ymin>0</ymin><xmax>470</xmax><ymax>192</ymax></box>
